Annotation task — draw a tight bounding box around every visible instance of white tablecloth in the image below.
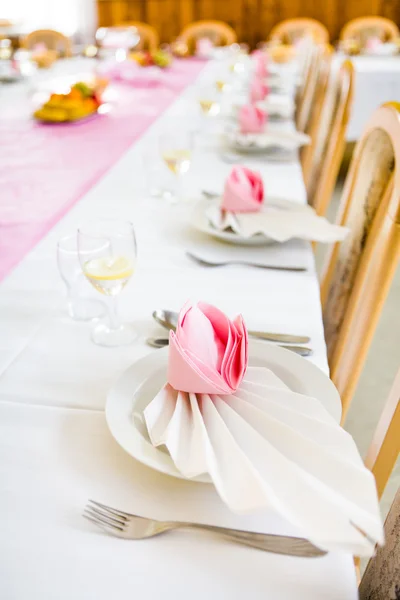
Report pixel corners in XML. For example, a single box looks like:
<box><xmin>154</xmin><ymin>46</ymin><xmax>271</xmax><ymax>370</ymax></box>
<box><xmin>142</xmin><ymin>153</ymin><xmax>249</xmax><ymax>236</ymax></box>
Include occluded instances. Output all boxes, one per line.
<box><xmin>0</xmin><ymin>59</ymin><xmax>357</xmax><ymax>599</ymax></box>
<box><xmin>334</xmin><ymin>54</ymin><xmax>400</xmax><ymax>141</ymax></box>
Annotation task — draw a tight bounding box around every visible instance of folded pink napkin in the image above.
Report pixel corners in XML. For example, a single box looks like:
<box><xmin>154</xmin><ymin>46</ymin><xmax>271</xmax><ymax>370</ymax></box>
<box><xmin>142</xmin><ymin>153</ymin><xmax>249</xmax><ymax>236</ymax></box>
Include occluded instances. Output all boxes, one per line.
<box><xmin>253</xmin><ymin>52</ymin><xmax>269</xmax><ymax>78</ymax></box>
<box><xmin>250</xmin><ymin>77</ymin><xmax>269</xmax><ymax>103</ymax></box>
<box><xmin>365</xmin><ymin>36</ymin><xmax>382</xmax><ymax>51</ymax></box>
<box><xmin>196</xmin><ymin>37</ymin><xmax>214</xmax><ymax>57</ymax></box>
<box><xmin>168</xmin><ymin>302</ymin><xmax>248</xmax><ymax>394</ymax></box>
<box><xmin>221</xmin><ymin>166</ymin><xmax>264</xmax><ymax>213</ymax></box>
<box><xmin>239</xmin><ymin>104</ymin><xmax>267</xmax><ymax>133</ymax></box>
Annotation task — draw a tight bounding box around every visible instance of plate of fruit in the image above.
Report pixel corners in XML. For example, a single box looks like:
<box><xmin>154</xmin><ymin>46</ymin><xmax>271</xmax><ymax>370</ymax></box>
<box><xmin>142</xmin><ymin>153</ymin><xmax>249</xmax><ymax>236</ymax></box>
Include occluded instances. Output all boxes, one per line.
<box><xmin>130</xmin><ymin>49</ymin><xmax>172</xmax><ymax>69</ymax></box>
<box><xmin>33</xmin><ymin>80</ymin><xmax>108</xmax><ymax>124</ymax></box>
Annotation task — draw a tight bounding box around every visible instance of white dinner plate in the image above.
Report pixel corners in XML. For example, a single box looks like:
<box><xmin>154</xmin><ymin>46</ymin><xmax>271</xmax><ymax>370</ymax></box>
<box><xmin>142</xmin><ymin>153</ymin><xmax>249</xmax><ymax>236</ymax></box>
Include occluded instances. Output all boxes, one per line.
<box><xmin>106</xmin><ymin>342</ymin><xmax>341</xmax><ymax>483</ymax></box>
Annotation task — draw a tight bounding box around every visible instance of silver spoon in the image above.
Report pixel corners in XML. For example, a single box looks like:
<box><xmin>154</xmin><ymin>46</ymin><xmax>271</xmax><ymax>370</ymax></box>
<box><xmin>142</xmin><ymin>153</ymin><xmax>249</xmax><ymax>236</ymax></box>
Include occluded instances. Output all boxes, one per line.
<box><xmin>152</xmin><ymin>309</ymin><xmax>310</xmax><ymax>344</ymax></box>
<box><xmin>186</xmin><ymin>251</ymin><xmax>307</xmax><ymax>272</ymax></box>
<box><xmin>147</xmin><ymin>336</ymin><xmax>313</xmax><ymax>356</ymax></box>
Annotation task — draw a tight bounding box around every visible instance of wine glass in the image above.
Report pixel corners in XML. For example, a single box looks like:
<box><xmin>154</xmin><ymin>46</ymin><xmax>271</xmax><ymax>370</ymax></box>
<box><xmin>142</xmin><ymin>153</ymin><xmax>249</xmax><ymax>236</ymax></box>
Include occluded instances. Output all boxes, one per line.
<box><xmin>77</xmin><ymin>220</ymin><xmax>137</xmax><ymax>347</ymax></box>
<box><xmin>159</xmin><ymin>131</ymin><xmax>193</xmax><ymax>202</ymax></box>
<box><xmin>57</xmin><ymin>235</ymin><xmax>105</xmax><ymax>321</ymax></box>
<box><xmin>197</xmin><ymin>86</ymin><xmax>221</xmax><ymax>118</ymax></box>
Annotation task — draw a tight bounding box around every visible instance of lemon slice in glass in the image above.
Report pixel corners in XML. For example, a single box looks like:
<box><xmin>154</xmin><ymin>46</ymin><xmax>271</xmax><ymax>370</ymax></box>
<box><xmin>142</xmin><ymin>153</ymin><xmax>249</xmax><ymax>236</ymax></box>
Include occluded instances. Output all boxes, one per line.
<box><xmin>84</xmin><ymin>256</ymin><xmax>134</xmax><ymax>281</ymax></box>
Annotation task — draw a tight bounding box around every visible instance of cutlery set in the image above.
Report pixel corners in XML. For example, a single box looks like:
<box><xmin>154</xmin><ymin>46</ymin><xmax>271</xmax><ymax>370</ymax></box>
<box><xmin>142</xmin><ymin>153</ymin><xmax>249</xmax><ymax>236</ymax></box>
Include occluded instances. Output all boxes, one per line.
<box><xmin>147</xmin><ymin>309</ymin><xmax>312</xmax><ymax>356</ymax></box>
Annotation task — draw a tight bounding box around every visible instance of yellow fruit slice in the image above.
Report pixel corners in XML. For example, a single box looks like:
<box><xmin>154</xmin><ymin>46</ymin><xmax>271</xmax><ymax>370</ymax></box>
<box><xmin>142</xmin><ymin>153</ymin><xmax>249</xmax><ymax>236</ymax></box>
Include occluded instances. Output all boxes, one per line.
<box><xmin>84</xmin><ymin>256</ymin><xmax>134</xmax><ymax>281</ymax></box>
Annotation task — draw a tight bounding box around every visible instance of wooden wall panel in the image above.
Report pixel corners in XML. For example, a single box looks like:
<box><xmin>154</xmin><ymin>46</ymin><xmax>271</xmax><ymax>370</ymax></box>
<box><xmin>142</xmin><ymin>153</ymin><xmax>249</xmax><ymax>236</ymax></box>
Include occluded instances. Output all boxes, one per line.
<box><xmin>96</xmin><ymin>0</ymin><xmax>400</xmax><ymax>45</ymax></box>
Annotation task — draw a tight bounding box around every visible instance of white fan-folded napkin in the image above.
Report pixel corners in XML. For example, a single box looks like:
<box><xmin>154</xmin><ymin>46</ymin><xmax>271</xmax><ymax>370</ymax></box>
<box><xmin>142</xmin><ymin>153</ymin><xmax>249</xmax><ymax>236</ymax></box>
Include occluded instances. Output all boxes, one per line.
<box><xmin>204</xmin><ymin>201</ymin><xmax>349</xmax><ymax>243</ymax></box>
<box><xmin>225</xmin><ymin>126</ymin><xmax>310</xmax><ymax>152</ymax></box>
<box><xmin>144</xmin><ymin>301</ymin><xmax>383</xmax><ymax>556</ymax></box>
<box><xmin>256</xmin><ymin>94</ymin><xmax>295</xmax><ymax>119</ymax></box>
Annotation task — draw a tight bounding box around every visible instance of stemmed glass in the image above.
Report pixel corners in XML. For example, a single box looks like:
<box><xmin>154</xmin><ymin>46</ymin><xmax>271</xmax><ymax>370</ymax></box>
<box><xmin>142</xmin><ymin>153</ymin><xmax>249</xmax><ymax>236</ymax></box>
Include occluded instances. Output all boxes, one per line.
<box><xmin>159</xmin><ymin>131</ymin><xmax>193</xmax><ymax>202</ymax></box>
<box><xmin>77</xmin><ymin>220</ymin><xmax>137</xmax><ymax>346</ymax></box>
<box><xmin>197</xmin><ymin>86</ymin><xmax>221</xmax><ymax>118</ymax></box>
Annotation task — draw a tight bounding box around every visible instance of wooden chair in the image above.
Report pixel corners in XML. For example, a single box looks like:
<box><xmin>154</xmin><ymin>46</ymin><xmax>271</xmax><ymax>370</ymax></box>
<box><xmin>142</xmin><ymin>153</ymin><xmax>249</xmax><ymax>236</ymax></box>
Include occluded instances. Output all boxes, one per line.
<box><xmin>364</xmin><ymin>367</ymin><xmax>400</xmax><ymax>499</ymax></box>
<box><xmin>302</xmin><ymin>60</ymin><xmax>354</xmax><ymax>216</ymax></box>
<box><xmin>358</xmin><ymin>367</ymin><xmax>400</xmax><ymax>597</ymax></box>
<box><xmin>118</xmin><ymin>21</ymin><xmax>159</xmax><ymax>52</ymax></box>
<box><xmin>320</xmin><ymin>104</ymin><xmax>400</xmax><ymax>423</ymax></box>
<box><xmin>359</xmin><ymin>485</ymin><xmax>400</xmax><ymax>599</ymax></box>
<box><xmin>340</xmin><ymin>17</ymin><xmax>399</xmax><ymax>45</ymax></box>
<box><xmin>21</xmin><ymin>30</ymin><xmax>72</xmax><ymax>57</ymax></box>
<box><xmin>178</xmin><ymin>20</ymin><xmax>237</xmax><ymax>54</ymax></box>
<box><xmin>269</xmin><ymin>18</ymin><xmax>329</xmax><ymax>45</ymax></box>
<box><xmin>296</xmin><ymin>44</ymin><xmax>333</xmax><ymax>134</ymax></box>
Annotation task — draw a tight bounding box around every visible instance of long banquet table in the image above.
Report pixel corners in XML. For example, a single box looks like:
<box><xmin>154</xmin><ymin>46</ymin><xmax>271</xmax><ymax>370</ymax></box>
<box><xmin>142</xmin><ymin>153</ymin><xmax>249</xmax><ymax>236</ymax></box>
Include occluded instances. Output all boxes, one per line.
<box><xmin>0</xmin><ymin>57</ymin><xmax>358</xmax><ymax>599</ymax></box>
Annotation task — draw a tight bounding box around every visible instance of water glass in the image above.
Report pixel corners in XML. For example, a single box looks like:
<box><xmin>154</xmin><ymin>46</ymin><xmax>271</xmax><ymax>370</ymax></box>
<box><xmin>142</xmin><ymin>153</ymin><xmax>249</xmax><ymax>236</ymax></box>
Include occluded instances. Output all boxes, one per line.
<box><xmin>57</xmin><ymin>235</ymin><xmax>105</xmax><ymax>321</ymax></box>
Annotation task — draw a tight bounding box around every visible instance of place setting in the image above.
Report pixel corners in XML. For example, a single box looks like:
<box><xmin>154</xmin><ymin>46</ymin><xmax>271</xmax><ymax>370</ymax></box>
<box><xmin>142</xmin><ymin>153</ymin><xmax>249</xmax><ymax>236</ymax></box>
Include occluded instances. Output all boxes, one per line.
<box><xmin>189</xmin><ymin>165</ymin><xmax>348</xmax><ymax>246</ymax></box>
<box><xmin>102</xmin><ymin>299</ymin><xmax>383</xmax><ymax>557</ymax></box>
<box><xmin>221</xmin><ymin>102</ymin><xmax>309</xmax><ymax>159</ymax></box>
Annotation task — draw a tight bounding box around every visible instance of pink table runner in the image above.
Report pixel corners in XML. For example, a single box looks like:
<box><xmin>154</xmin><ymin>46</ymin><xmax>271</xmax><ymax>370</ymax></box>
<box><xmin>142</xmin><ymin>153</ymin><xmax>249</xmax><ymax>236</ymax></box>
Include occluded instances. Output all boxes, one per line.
<box><xmin>0</xmin><ymin>59</ymin><xmax>205</xmax><ymax>282</ymax></box>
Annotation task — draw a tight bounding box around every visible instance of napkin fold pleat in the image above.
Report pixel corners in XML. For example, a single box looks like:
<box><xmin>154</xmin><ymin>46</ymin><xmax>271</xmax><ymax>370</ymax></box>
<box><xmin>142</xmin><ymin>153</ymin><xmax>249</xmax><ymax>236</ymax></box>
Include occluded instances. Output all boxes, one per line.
<box><xmin>145</xmin><ymin>383</ymin><xmax>178</xmax><ymax>446</ymax></box>
<box><xmin>222</xmin><ymin>166</ymin><xmax>264</xmax><ymax>213</ymax></box>
<box><xmin>227</xmin><ymin>392</ymin><xmax>382</xmax><ymax>535</ymax></box>
<box><xmin>212</xmin><ymin>396</ymin><xmax>379</xmax><ymax>554</ymax></box>
<box><xmin>169</xmin><ymin>332</ymin><xmax>232</xmax><ymax>394</ymax></box>
<box><xmin>238</xmin><ymin>105</ymin><xmax>266</xmax><ymax>134</ymax></box>
<box><xmin>206</xmin><ymin>203</ymin><xmax>349</xmax><ymax>243</ymax></box>
<box><xmin>227</xmin><ymin>128</ymin><xmax>310</xmax><ymax>151</ymax></box>
<box><xmin>200</xmin><ymin>393</ymin><xmax>270</xmax><ymax>511</ymax></box>
<box><xmin>250</xmin><ymin>78</ymin><xmax>269</xmax><ymax>103</ymax></box>
<box><xmin>168</xmin><ymin>302</ymin><xmax>247</xmax><ymax>394</ymax></box>
<box><xmin>145</xmin><ymin>366</ymin><xmax>383</xmax><ymax>555</ymax></box>
<box><xmin>253</xmin><ymin>52</ymin><xmax>269</xmax><ymax>79</ymax></box>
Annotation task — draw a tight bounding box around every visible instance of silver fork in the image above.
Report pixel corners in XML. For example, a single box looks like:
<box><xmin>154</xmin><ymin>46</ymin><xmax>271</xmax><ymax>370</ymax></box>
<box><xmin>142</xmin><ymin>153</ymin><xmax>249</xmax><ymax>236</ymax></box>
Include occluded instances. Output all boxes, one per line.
<box><xmin>186</xmin><ymin>251</ymin><xmax>307</xmax><ymax>272</ymax></box>
<box><xmin>83</xmin><ymin>500</ymin><xmax>326</xmax><ymax>558</ymax></box>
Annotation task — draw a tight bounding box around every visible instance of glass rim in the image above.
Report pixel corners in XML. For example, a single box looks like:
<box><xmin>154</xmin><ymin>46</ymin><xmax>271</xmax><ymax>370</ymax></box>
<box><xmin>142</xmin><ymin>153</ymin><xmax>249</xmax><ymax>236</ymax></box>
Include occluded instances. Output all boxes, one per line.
<box><xmin>57</xmin><ymin>234</ymin><xmax>78</xmax><ymax>255</ymax></box>
<box><xmin>77</xmin><ymin>218</ymin><xmax>136</xmax><ymax>239</ymax></box>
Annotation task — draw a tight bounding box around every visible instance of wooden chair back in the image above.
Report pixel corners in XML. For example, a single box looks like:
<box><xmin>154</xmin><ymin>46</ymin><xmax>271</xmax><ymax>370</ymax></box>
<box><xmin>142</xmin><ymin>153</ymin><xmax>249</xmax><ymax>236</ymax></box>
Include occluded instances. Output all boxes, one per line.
<box><xmin>21</xmin><ymin>30</ymin><xmax>72</xmax><ymax>57</ymax></box>
<box><xmin>302</xmin><ymin>60</ymin><xmax>354</xmax><ymax>216</ymax></box>
<box><xmin>364</xmin><ymin>367</ymin><xmax>400</xmax><ymax>500</ymax></box>
<box><xmin>320</xmin><ymin>104</ymin><xmax>400</xmax><ymax>422</ymax></box>
<box><xmin>269</xmin><ymin>18</ymin><xmax>329</xmax><ymax>45</ymax></box>
<box><xmin>359</xmin><ymin>486</ymin><xmax>400</xmax><ymax>599</ymax></box>
<box><xmin>340</xmin><ymin>17</ymin><xmax>399</xmax><ymax>44</ymax></box>
<box><xmin>352</xmin><ymin>366</ymin><xmax>400</xmax><ymax>590</ymax></box>
<box><xmin>357</xmin><ymin>364</ymin><xmax>400</xmax><ymax>596</ymax></box>
<box><xmin>296</xmin><ymin>44</ymin><xmax>333</xmax><ymax>134</ymax></box>
<box><xmin>179</xmin><ymin>20</ymin><xmax>237</xmax><ymax>53</ymax></box>
<box><xmin>118</xmin><ymin>21</ymin><xmax>159</xmax><ymax>52</ymax></box>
